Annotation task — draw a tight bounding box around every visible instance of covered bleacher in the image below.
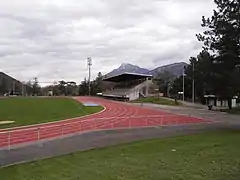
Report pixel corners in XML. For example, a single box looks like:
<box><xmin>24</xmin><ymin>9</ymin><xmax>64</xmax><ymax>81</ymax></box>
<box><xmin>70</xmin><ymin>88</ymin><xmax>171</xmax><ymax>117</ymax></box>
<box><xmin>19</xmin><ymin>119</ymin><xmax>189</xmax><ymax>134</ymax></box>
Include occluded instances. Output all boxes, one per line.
<box><xmin>102</xmin><ymin>72</ymin><xmax>153</xmax><ymax>101</ymax></box>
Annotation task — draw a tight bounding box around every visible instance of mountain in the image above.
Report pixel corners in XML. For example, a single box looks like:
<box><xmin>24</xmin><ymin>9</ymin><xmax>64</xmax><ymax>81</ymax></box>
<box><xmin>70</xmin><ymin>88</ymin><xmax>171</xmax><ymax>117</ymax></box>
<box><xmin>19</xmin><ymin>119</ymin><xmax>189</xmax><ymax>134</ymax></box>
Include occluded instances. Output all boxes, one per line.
<box><xmin>105</xmin><ymin>62</ymin><xmax>188</xmax><ymax>78</ymax></box>
<box><xmin>148</xmin><ymin>62</ymin><xmax>189</xmax><ymax>77</ymax></box>
<box><xmin>106</xmin><ymin>63</ymin><xmax>149</xmax><ymax>77</ymax></box>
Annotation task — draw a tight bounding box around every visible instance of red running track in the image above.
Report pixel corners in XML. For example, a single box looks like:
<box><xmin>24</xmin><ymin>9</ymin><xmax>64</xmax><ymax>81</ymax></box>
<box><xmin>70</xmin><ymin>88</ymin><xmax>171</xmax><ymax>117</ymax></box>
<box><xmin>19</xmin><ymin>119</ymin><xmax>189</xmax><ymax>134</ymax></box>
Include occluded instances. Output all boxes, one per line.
<box><xmin>0</xmin><ymin>97</ymin><xmax>209</xmax><ymax>148</ymax></box>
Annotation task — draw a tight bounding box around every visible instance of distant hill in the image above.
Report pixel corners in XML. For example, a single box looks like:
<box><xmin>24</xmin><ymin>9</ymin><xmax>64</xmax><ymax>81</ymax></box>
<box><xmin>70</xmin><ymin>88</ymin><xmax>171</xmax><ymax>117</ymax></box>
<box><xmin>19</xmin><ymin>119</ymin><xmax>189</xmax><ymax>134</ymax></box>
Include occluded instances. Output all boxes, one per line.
<box><xmin>105</xmin><ymin>62</ymin><xmax>188</xmax><ymax>78</ymax></box>
<box><xmin>148</xmin><ymin>62</ymin><xmax>189</xmax><ymax>77</ymax></box>
<box><xmin>106</xmin><ymin>63</ymin><xmax>149</xmax><ymax>77</ymax></box>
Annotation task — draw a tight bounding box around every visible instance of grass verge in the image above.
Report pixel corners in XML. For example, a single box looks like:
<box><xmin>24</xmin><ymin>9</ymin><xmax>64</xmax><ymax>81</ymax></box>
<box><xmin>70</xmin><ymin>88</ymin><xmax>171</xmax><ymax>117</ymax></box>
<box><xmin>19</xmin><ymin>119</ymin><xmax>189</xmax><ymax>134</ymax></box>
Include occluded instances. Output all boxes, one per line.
<box><xmin>132</xmin><ymin>97</ymin><xmax>181</xmax><ymax>106</ymax></box>
<box><xmin>1</xmin><ymin>131</ymin><xmax>240</xmax><ymax>180</ymax></box>
<box><xmin>0</xmin><ymin>97</ymin><xmax>103</xmax><ymax>129</ymax></box>
<box><xmin>220</xmin><ymin>107</ymin><xmax>240</xmax><ymax>114</ymax></box>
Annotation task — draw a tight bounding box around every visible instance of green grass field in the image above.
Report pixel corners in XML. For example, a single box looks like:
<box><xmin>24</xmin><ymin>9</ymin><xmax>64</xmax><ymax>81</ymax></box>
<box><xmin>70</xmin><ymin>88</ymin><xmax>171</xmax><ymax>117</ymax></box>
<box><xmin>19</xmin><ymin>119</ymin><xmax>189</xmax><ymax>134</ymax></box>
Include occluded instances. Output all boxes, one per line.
<box><xmin>1</xmin><ymin>131</ymin><xmax>240</xmax><ymax>180</ymax></box>
<box><xmin>220</xmin><ymin>107</ymin><xmax>240</xmax><ymax>114</ymax></box>
<box><xmin>0</xmin><ymin>97</ymin><xmax>103</xmax><ymax>129</ymax></box>
<box><xmin>132</xmin><ymin>97</ymin><xmax>181</xmax><ymax>106</ymax></box>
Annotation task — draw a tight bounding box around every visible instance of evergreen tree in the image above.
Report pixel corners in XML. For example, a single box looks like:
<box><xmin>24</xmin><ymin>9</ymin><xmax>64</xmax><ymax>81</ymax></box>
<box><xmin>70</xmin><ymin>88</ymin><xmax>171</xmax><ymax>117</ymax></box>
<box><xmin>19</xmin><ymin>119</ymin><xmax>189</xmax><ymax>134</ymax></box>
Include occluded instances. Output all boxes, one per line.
<box><xmin>94</xmin><ymin>72</ymin><xmax>103</xmax><ymax>94</ymax></box>
<box><xmin>58</xmin><ymin>80</ymin><xmax>67</xmax><ymax>95</ymax></box>
<box><xmin>32</xmin><ymin>77</ymin><xmax>41</xmax><ymax>96</ymax></box>
<box><xmin>78</xmin><ymin>77</ymin><xmax>88</xmax><ymax>95</ymax></box>
<box><xmin>197</xmin><ymin>0</ymin><xmax>240</xmax><ymax>101</ymax></box>
<box><xmin>155</xmin><ymin>71</ymin><xmax>174</xmax><ymax>97</ymax></box>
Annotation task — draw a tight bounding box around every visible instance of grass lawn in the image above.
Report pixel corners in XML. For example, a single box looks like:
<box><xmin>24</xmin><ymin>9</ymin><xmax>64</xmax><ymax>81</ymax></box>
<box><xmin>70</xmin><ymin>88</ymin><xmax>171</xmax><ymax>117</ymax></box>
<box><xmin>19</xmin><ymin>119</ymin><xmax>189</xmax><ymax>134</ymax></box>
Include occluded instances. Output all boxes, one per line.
<box><xmin>1</xmin><ymin>131</ymin><xmax>240</xmax><ymax>180</ymax></box>
<box><xmin>0</xmin><ymin>97</ymin><xmax>103</xmax><ymax>129</ymax></box>
<box><xmin>132</xmin><ymin>97</ymin><xmax>181</xmax><ymax>106</ymax></box>
<box><xmin>220</xmin><ymin>107</ymin><xmax>240</xmax><ymax>114</ymax></box>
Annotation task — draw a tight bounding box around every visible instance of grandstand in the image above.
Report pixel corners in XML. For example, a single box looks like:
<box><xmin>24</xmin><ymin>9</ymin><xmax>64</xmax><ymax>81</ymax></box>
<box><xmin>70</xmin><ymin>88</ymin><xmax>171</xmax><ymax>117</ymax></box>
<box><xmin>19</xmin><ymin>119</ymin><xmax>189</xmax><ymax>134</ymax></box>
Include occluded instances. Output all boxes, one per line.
<box><xmin>102</xmin><ymin>72</ymin><xmax>153</xmax><ymax>101</ymax></box>
<box><xmin>0</xmin><ymin>72</ymin><xmax>26</xmax><ymax>96</ymax></box>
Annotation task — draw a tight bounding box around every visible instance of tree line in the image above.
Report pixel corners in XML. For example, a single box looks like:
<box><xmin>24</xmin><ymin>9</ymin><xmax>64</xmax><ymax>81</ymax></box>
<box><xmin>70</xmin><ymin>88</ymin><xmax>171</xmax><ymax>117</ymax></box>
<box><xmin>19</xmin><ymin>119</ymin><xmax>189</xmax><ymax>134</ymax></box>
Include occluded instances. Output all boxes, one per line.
<box><xmin>10</xmin><ymin>72</ymin><xmax>104</xmax><ymax>96</ymax></box>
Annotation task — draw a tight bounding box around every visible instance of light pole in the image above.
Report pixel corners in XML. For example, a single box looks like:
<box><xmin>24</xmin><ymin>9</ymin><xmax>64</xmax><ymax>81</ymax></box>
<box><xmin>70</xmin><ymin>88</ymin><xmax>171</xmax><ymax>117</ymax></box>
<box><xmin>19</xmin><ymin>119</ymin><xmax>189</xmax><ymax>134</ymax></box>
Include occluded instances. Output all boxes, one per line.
<box><xmin>167</xmin><ymin>83</ymin><xmax>171</xmax><ymax>97</ymax></box>
<box><xmin>87</xmin><ymin>57</ymin><xmax>92</xmax><ymax>96</ymax></box>
<box><xmin>236</xmin><ymin>64</ymin><xmax>240</xmax><ymax>97</ymax></box>
<box><xmin>192</xmin><ymin>62</ymin><xmax>195</xmax><ymax>103</ymax></box>
<box><xmin>183</xmin><ymin>69</ymin><xmax>186</xmax><ymax>101</ymax></box>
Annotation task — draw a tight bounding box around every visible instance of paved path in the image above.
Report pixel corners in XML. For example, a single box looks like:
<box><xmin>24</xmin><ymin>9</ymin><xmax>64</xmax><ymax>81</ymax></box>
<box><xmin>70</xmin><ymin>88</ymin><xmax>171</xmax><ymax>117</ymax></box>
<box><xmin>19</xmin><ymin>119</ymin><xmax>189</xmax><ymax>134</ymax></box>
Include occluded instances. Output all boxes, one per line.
<box><xmin>133</xmin><ymin>103</ymin><xmax>240</xmax><ymax>125</ymax></box>
<box><xmin>0</xmin><ymin>97</ymin><xmax>207</xmax><ymax>149</ymax></box>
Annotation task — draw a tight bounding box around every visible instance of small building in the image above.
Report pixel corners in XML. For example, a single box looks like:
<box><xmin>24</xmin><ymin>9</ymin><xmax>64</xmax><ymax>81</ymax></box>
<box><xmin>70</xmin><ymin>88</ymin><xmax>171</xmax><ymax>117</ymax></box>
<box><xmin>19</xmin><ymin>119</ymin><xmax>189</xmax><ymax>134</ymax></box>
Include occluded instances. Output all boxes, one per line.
<box><xmin>204</xmin><ymin>95</ymin><xmax>240</xmax><ymax>109</ymax></box>
<box><xmin>47</xmin><ymin>91</ymin><xmax>53</xmax><ymax>96</ymax></box>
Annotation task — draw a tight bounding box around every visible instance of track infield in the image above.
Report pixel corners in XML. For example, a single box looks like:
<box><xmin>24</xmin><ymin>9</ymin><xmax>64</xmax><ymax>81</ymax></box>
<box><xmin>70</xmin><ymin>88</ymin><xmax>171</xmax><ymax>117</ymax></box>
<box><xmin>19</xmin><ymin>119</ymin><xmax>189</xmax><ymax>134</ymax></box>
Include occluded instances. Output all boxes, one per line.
<box><xmin>0</xmin><ymin>97</ymin><xmax>210</xmax><ymax>148</ymax></box>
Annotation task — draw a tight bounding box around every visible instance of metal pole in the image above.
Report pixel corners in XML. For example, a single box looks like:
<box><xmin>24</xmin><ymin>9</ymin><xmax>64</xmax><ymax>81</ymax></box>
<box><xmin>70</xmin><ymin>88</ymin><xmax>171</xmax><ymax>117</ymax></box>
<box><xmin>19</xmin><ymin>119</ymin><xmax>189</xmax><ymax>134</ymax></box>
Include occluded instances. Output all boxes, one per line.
<box><xmin>37</xmin><ymin>128</ymin><xmax>40</xmax><ymax>142</ymax></box>
<box><xmin>183</xmin><ymin>70</ymin><xmax>185</xmax><ymax>102</ymax></box>
<box><xmin>61</xmin><ymin>125</ymin><xmax>64</xmax><ymax>136</ymax></box>
<box><xmin>192</xmin><ymin>62</ymin><xmax>195</xmax><ymax>103</ymax></box>
<box><xmin>79</xmin><ymin>121</ymin><xmax>81</xmax><ymax>132</ymax></box>
<box><xmin>8</xmin><ymin>132</ymin><xmax>11</xmax><ymax>151</ymax></box>
<box><xmin>129</xmin><ymin>117</ymin><xmax>131</xmax><ymax>128</ymax></box>
<box><xmin>87</xmin><ymin>57</ymin><xmax>92</xmax><ymax>96</ymax></box>
<box><xmin>94</xmin><ymin>119</ymin><xmax>97</xmax><ymax>130</ymax></box>
<box><xmin>111</xmin><ymin>119</ymin><xmax>114</xmax><ymax>129</ymax></box>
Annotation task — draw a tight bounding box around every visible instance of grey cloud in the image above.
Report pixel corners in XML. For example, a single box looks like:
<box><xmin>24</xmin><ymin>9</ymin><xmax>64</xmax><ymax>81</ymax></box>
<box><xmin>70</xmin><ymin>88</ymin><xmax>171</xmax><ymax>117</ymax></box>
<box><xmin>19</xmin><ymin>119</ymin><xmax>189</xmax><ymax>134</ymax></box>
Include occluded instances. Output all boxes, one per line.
<box><xmin>0</xmin><ymin>0</ymin><xmax>216</xmax><ymax>84</ymax></box>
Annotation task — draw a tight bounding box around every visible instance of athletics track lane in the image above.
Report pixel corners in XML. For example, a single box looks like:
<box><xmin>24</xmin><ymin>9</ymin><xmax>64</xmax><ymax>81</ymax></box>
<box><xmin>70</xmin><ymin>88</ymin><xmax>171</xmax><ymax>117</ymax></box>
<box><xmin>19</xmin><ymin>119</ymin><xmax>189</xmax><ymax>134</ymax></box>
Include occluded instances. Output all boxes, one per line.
<box><xmin>0</xmin><ymin>97</ymin><xmax>209</xmax><ymax>148</ymax></box>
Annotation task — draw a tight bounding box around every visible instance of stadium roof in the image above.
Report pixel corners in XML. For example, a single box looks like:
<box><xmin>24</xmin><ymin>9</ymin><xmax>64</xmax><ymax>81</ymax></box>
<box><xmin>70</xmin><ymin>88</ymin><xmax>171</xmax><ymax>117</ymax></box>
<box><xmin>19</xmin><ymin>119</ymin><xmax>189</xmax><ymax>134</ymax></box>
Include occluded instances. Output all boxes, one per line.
<box><xmin>103</xmin><ymin>72</ymin><xmax>152</xmax><ymax>82</ymax></box>
<box><xmin>0</xmin><ymin>72</ymin><xmax>21</xmax><ymax>83</ymax></box>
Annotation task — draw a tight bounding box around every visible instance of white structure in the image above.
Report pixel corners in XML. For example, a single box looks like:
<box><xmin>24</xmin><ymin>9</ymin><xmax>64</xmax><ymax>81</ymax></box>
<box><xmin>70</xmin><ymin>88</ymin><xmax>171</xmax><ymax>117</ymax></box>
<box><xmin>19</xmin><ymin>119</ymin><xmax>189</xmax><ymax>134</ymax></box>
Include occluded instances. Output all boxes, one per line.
<box><xmin>102</xmin><ymin>72</ymin><xmax>153</xmax><ymax>101</ymax></box>
<box><xmin>47</xmin><ymin>91</ymin><xmax>53</xmax><ymax>96</ymax></box>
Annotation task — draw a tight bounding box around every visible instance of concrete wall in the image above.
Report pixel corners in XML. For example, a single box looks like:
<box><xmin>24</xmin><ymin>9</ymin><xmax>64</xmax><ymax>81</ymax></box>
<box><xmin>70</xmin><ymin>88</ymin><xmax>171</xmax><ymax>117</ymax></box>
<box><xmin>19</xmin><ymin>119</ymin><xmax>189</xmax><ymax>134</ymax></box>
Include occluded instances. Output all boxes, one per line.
<box><xmin>127</xmin><ymin>78</ymin><xmax>153</xmax><ymax>101</ymax></box>
<box><xmin>128</xmin><ymin>89</ymin><xmax>140</xmax><ymax>101</ymax></box>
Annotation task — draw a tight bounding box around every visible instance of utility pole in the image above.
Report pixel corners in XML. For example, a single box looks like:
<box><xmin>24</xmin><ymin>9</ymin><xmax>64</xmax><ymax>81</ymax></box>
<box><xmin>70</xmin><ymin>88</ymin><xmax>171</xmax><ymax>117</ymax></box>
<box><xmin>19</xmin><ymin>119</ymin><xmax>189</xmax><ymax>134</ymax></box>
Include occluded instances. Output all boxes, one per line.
<box><xmin>192</xmin><ymin>62</ymin><xmax>195</xmax><ymax>103</ymax></box>
<box><xmin>87</xmin><ymin>57</ymin><xmax>92</xmax><ymax>96</ymax></box>
<box><xmin>183</xmin><ymin>69</ymin><xmax>185</xmax><ymax>101</ymax></box>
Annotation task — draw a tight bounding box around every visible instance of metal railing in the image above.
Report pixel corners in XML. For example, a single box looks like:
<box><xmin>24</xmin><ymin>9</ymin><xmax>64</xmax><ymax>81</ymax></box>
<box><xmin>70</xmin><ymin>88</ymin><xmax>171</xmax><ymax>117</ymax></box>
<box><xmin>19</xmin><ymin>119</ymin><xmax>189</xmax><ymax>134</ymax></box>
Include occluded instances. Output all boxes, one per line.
<box><xmin>0</xmin><ymin>114</ymin><xmax>206</xmax><ymax>150</ymax></box>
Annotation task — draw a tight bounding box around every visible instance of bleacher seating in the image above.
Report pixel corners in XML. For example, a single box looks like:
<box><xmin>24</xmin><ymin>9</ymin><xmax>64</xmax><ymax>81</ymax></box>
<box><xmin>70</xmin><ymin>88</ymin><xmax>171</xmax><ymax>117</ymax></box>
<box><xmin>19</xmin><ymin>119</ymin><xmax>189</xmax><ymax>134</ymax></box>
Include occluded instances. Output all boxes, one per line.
<box><xmin>102</xmin><ymin>72</ymin><xmax>153</xmax><ymax>101</ymax></box>
<box><xmin>103</xmin><ymin>88</ymin><xmax>131</xmax><ymax>97</ymax></box>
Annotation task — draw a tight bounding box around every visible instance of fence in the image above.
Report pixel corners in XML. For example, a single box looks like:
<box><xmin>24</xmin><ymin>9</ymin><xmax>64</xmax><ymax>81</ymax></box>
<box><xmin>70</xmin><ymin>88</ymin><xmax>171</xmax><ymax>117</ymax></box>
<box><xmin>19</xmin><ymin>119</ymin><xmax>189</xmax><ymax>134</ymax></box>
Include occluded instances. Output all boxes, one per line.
<box><xmin>0</xmin><ymin>115</ymin><xmax>205</xmax><ymax>150</ymax></box>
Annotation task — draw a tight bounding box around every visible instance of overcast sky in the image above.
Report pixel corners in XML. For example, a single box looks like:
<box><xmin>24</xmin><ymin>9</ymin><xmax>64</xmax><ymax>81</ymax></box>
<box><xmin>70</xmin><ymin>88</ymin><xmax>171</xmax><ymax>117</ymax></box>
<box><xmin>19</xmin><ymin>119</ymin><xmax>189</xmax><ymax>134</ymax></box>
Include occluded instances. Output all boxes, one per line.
<box><xmin>0</xmin><ymin>0</ymin><xmax>216</xmax><ymax>85</ymax></box>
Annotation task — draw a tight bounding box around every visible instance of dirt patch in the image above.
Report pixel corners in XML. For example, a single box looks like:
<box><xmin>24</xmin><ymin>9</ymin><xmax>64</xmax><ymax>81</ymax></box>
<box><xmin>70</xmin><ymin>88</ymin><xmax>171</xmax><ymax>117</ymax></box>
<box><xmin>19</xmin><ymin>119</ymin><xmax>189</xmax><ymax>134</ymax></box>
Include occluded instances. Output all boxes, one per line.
<box><xmin>0</xmin><ymin>121</ymin><xmax>15</xmax><ymax>125</ymax></box>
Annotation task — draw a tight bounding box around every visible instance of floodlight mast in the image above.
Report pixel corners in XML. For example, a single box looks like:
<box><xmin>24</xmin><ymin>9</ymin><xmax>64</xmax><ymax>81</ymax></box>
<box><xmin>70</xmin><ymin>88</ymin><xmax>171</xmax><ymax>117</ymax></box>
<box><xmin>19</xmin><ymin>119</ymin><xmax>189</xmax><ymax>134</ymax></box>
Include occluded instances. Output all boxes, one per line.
<box><xmin>87</xmin><ymin>57</ymin><xmax>92</xmax><ymax>96</ymax></box>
